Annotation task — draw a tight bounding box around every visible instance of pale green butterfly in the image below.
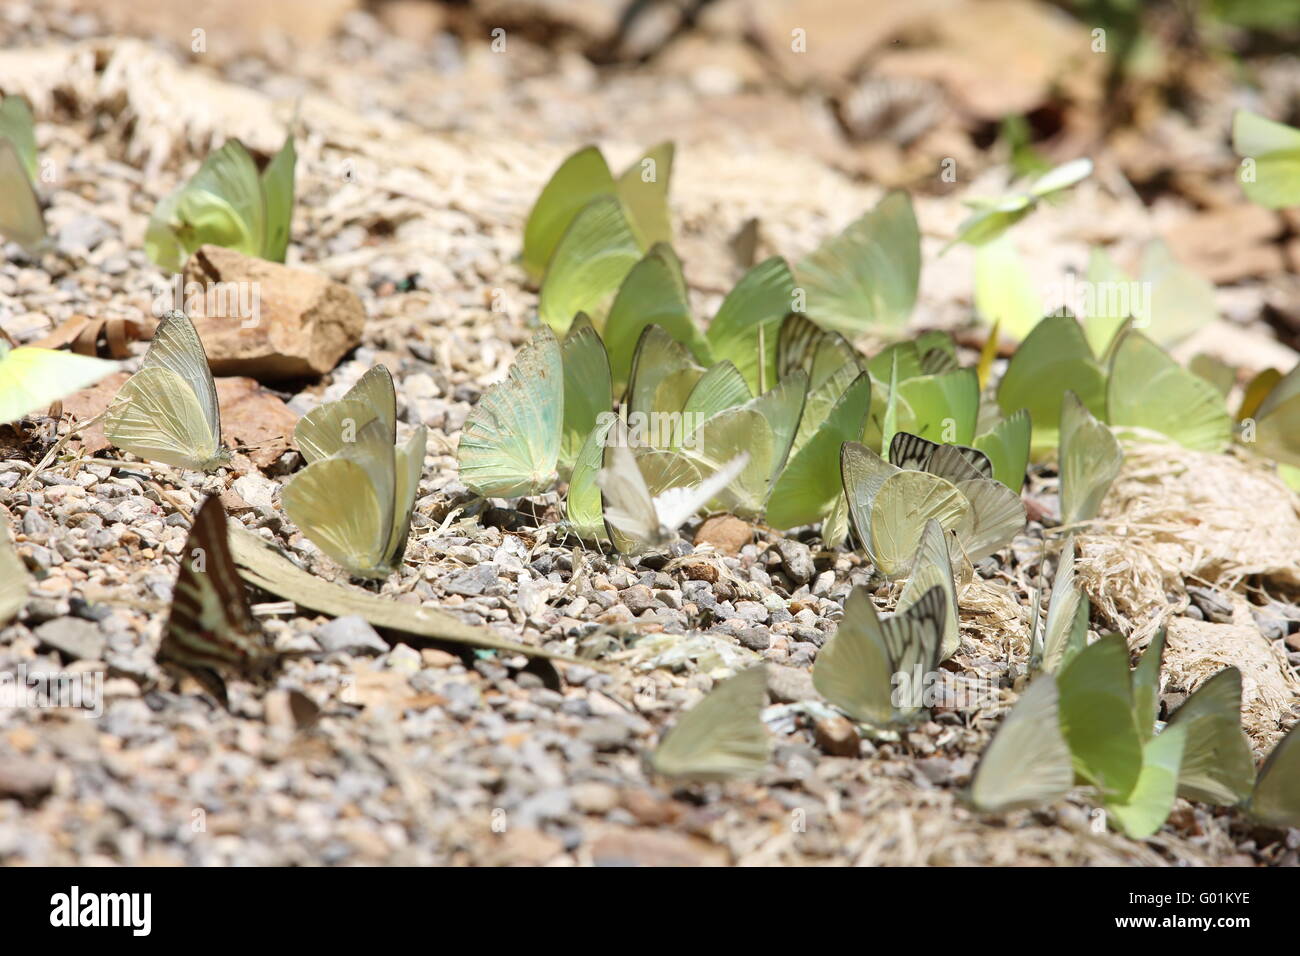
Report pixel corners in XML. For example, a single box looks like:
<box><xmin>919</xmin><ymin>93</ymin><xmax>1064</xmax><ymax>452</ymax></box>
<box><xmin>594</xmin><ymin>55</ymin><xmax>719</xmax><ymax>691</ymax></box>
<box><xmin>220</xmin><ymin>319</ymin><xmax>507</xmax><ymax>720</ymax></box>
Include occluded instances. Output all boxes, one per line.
<box><xmin>889</xmin><ymin>433</ymin><xmax>1025</xmax><ymax>564</ymax></box>
<box><xmin>1104</xmin><ymin>723</ymin><xmax>1186</xmax><ymax>839</ymax></box>
<box><xmin>626</xmin><ymin>324</ymin><xmax>705</xmax><ymax>420</ymax></box>
<box><xmin>997</xmin><ymin>312</ymin><xmax>1106</xmax><ymax>458</ymax></box>
<box><xmin>564</xmin><ymin>415</ymin><xmax>616</xmax><ymax>542</ymax></box>
<box><xmin>522</xmin><ymin>142</ymin><xmax>674</xmax><ymax>283</ymax></box>
<box><xmin>537</xmin><ymin>195</ymin><xmax>642</xmax><ymax>335</ymax></box>
<box><xmin>1165</xmin><ymin>666</ymin><xmax>1255</xmax><ymax>807</ymax></box>
<box><xmin>602</xmin><ymin>244</ymin><xmax>711</xmax><ymax>388</ymax></box>
<box><xmin>972</xmin><ymin>408</ymin><xmax>1031</xmax><ymax>493</ymax></box>
<box><xmin>0</xmin><ymin>340</ymin><xmax>117</xmax><ymax>425</ymax></box>
<box><xmin>0</xmin><ymin>96</ymin><xmax>46</xmax><ymax>254</ymax></box>
<box><xmin>680</xmin><ymin>361</ymin><xmax>751</xmax><ymax>425</ymax></box>
<box><xmin>811</xmin><ymin>584</ymin><xmax>947</xmax><ymax>729</ymax></box>
<box><xmin>840</xmin><ymin>441</ymin><xmax>969</xmax><ymax>578</ymax></box>
<box><xmin>897</xmin><ymin>518</ymin><xmax>961</xmax><ymax>660</ymax></box>
<box><xmin>0</xmin><ymin>523</ymin><xmax>30</xmax><ymax>625</ymax></box>
<box><xmin>1231</xmin><ymin>109</ymin><xmax>1300</xmax><ymax>210</ymax></box>
<box><xmin>282</xmin><ymin>374</ymin><xmax>426</xmax><ymax>581</ymax></box>
<box><xmin>1082</xmin><ymin>241</ymin><xmax>1215</xmax><ymax>355</ymax></box>
<box><xmin>1106</xmin><ymin>330</ymin><xmax>1232</xmax><ymax>452</ymax></box>
<box><xmin>1056</xmin><ymin>633</ymin><xmax>1144</xmax><ymax>801</ymax></box>
<box><xmin>145</xmin><ymin>135</ymin><xmax>295</xmax><ymax>272</ymax></box>
<box><xmin>968</xmin><ymin>676</ymin><xmax>1074</xmax><ymax>813</ymax></box>
<box><xmin>948</xmin><ymin>157</ymin><xmax>1092</xmax><ymax>249</ymax></box>
<box><xmin>559</xmin><ymin>314</ymin><xmax>612</xmax><ymax>477</ymax></box>
<box><xmin>705</xmin><ymin>257</ymin><xmax>797</xmax><ymax>393</ymax></box>
<box><xmin>974</xmin><ymin>234</ymin><xmax>1042</xmax><ymax>341</ymax></box>
<box><xmin>105</xmin><ymin>311</ymin><xmax>229</xmax><ymax>470</ymax></box>
<box><xmin>1027</xmin><ymin>540</ymin><xmax>1088</xmax><ymax>676</ymax></box>
<box><xmin>1246</xmin><ymin>360</ymin><xmax>1300</xmax><ymax>469</ymax></box>
<box><xmin>893</xmin><ymin>367</ymin><xmax>980</xmax><ymax>446</ymax></box>
<box><xmin>766</xmin><ymin>371</ymin><xmax>871</xmax><ymax>530</ymax></box>
<box><xmin>294</xmin><ymin>365</ymin><xmax>397</xmax><ymax>464</ymax></box>
<box><xmin>685</xmin><ymin>373</ymin><xmax>806</xmax><ymax>518</ymax></box>
<box><xmin>1249</xmin><ymin>722</ymin><xmax>1300</xmax><ymax>828</ymax></box>
<box><xmin>794</xmin><ymin>191</ymin><xmax>920</xmax><ymax>335</ymax></box>
<box><xmin>650</xmin><ymin>665</ymin><xmax>771</xmax><ymax>781</ymax></box>
<box><xmin>1130</xmin><ymin>630</ymin><xmax>1164</xmax><ymax>743</ymax></box>
<box><xmin>1058</xmin><ymin>389</ymin><xmax>1122</xmax><ymax>526</ymax></box>
<box><xmin>457</xmin><ymin>328</ymin><xmax>563</xmax><ymax>498</ymax></box>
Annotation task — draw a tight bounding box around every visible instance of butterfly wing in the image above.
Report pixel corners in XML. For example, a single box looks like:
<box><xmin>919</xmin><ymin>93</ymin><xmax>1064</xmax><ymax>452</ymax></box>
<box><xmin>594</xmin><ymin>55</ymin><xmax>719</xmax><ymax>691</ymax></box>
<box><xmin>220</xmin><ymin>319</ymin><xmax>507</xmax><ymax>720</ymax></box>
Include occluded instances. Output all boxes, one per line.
<box><xmin>560</xmin><ymin>314</ymin><xmax>612</xmax><ymax>474</ymax></box>
<box><xmin>281</xmin><ymin>456</ymin><xmax>391</xmax><ymax>579</ymax></box>
<box><xmin>898</xmin><ymin>519</ymin><xmax>960</xmax><ymax>660</ymax></box>
<box><xmin>141</xmin><ymin>311</ymin><xmax>223</xmax><ymax>444</ymax></box>
<box><xmin>812</xmin><ymin>586</ymin><xmax>895</xmax><ymax>727</ymax></box>
<box><xmin>0</xmin><ymin>346</ymin><xmax>117</xmax><ymax>425</ymax></box>
<box><xmin>104</xmin><ymin>366</ymin><xmax>225</xmax><ymax>469</ymax></box>
<box><xmin>953</xmin><ymin>476</ymin><xmax>1026</xmax><ymax>563</ymax></box>
<box><xmin>1251</xmin><ymin>723</ymin><xmax>1300</xmax><ymax>828</ymax></box>
<box><xmin>159</xmin><ymin>497</ymin><xmax>269</xmax><ymax>706</ymax></box>
<box><xmin>0</xmin><ymin>138</ymin><xmax>45</xmax><ymax>253</ymax></box>
<box><xmin>650</xmin><ymin>666</ymin><xmax>770</xmax><ymax>781</ymax></box>
<box><xmin>457</xmin><ymin>329</ymin><xmax>563</xmax><ymax>497</ymax></box>
<box><xmin>879</xmin><ymin>585</ymin><xmax>946</xmax><ymax>722</ymax></box>
<box><xmin>1058</xmin><ymin>390</ymin><xmax>1122</xmax><ymax>525</ymax></box>
<box><xmin>598</xmin><ymin>438</ymin><xmax>660</xmax><ymax>554</ymax></box>
<box><xmin>386</xmin><ymin>425</ymin><xmax>427</xmax><ymax>567</ymax></box>
<box><xmin>294</xmin><ymin>398</ymin><xmax>382</xmax><ymax>465</ymax></box>
<box><xmin>1166</xmin><ymin>667</ymin><xmax>1256</xmax><ymax>806</ymax></box>
<box><xmin>260</xmin><ymin>134</ymin><xmax>296</xmax><ymax>262</ymax></box>
<box><xmin>969</xmin><ymin>676</ymin><xmax>1075</xmax><ymax>812</ymax></box>
<box><xmin>652</xmin><ymin>452</ymin><xmax>749</xmax><ymax>533</ymax></box>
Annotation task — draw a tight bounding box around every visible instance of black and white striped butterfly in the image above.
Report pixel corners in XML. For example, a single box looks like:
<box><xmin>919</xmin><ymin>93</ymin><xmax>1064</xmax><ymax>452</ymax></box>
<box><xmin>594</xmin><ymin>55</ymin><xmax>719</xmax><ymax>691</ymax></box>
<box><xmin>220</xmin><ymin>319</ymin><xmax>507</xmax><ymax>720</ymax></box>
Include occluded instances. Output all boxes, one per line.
<box><xmin>158</xmin><ymin>497</ymin><xmax>280</xmax><ymax>707</ymax></box>
<box><xmin>812</xmin><ymin>584</ymin><xmax>947</xmax><ymax>728</ymax></box>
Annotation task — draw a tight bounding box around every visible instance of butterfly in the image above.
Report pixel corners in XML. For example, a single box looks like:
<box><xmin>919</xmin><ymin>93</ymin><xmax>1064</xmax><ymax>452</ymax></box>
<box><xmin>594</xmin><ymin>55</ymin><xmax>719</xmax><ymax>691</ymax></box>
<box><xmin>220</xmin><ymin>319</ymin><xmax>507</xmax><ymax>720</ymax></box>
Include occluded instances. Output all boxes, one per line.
<box><xmin>766</xmin><ymin>370</ymin><xmax>872</xmax><ymax>530</ymax></box>
<box><xmin>968</xmin><ymin>676</ymin><xmax>1074</xmax><ymax>813</ymax></box>
<box><xmin>1249</xmin><ymin>722</ymin><xmax>1300</xmax><ymax>828</ymax></box>
<box><xmin>1082</xmin><ymin>241</ymin><xmax>1215</xmax><ymax>354</ymax></box>
<box><xmin>1027</xmin><ymin>539</ymin><xmax>1088</xmax><ymax>676</ymax></box>
<box><xmin>158</xmin><ymin>496</ymin><xmax>280</xmax><ymax>707</ymax></box>
<box><xmin>523</xmin><ymin>142</ymin><xmax>674</xmax><ymax>284</ymax></box>
<box><xmin>971</xmin><ymin>408</ymin><xmax>1031</xmax><ymax>493</ymax></box>
<box><xmin>1058</xmin><ymin>389</ymin><xmax>1122</xmax><ymax>526</ymax></box>
<box><xmin>812</xmin><ymin>584</ymin><xmax>947</xmax><ymax>729</ymax></box>
<box><xmin>598</xmin><ymin>423</ymin><xmax>749</xmax><ymax>554</ymax></box>
<box><xmin>947</xmin><ymin>158</ymin><xmax>1092</xmax><ymax>249</ymax></box>
<box><xmin>1107</xmin><ymin>330</ymin><xmax>1232</xmax><ymax>453</ymax></box>
<box><xmin>457</xmin><ymin>328</ymin><xmax>563</xmax><ymax>498</ymax></box>
<box><xmin>1231</xmin><ymin>109</ymin><xmax>1300</xmax><ymax>210</ymax></box>
<box><xmin>649</xmin><ymin>665</ymin><xmax>771</xmax><ymax>781</ymax></box>
<box><xmin>0</xmin><ymin>339</ymin><xmax>118</xmax><ymax>426</ymax></box>
<box><xmin>105</xmin><ymin>310</ymin><xmax>230</xmax><ymax>470</ymax></box>
<box><xmin>794</xmin><ymin>191</ymin><xmax>920</xmax><ymax>335</ymax></box>
<box><xmin>559</xmin><ymin>314</ymin><xmax>612</xmax><ymax>478</ymax></box>
<box><xmin>145</xmin><ymin>135</ymin><xmax>296</xmax><ymax>272</ymax></box>
<box><xmin>282</xmin><ymin>366</ymin><xmax>426</xmax><ymax>580</ymax></box>
<box><xmin>1244</xmin><ymin>360</ymin><xmax>1300</xmax><ymax>471</ymax></box>
<box><xmin>897</xmin><ymin>518</ymin><xmax>961</xmax><ymax>660</ymax></box>
<box><xmin>0</xmin><ymin>95</ymin><xmax>46</xmax><ymax>254</ymax></box>
<box><xmin>1165</xmin><ymin>666</ymin><xmax>1255</xmax><ymax>807</ymax></box>
<box><xmin>840</xmin><ymin>440</ymin><xmax>969</xmax><ymax>578</ymax></box>
<box><xmin>0</xmin><ymin>522</ymin><xmax>29</xmax><ymax>625</ymax></box>
<box><xmin>997</xmin><ymin>313</ymin><xmax>1106</xmax><ymax>458</ymax></box>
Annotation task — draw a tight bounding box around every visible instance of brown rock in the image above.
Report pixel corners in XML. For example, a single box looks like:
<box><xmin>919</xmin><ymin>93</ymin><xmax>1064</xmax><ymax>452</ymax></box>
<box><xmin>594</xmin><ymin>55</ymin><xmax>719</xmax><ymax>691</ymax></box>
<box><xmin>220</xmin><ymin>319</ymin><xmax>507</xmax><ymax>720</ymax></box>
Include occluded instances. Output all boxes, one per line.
<box><xmin>61</xmin><ymin>371</ymin><xmax>130</xmax><ymax>454</ymax></box>
<box><xmin>215</xmin><ymin>376</ymin><xmax>299</xmax><ymax>469</ymax></box>
<box><xmin>693</xmin><ymin>514</ymin><xmax>752</xmax><ymax>554</ymax></box>
<box><xmin>681</xmin><ymin>561</ymin><xmax>719</xmax><ymax>583</ymax></box>
<box><xmin>813</xmin><ymin>715</ymin><xmax>859</xmax><ymax>757</ymax></box>
<box><xmin>183</xmin><ymin>245</ymin><xmax>365</xmax><ymax>381</ymax></box>
<box><xmin>1163</xmin><ymin>205</ymin><xmax>1284</xmax><ymax>284</ymax></box>
<box><xmin>376</xmin><ymin>0</ymin><xmax>446</xmax><ymax>42</ymax></box>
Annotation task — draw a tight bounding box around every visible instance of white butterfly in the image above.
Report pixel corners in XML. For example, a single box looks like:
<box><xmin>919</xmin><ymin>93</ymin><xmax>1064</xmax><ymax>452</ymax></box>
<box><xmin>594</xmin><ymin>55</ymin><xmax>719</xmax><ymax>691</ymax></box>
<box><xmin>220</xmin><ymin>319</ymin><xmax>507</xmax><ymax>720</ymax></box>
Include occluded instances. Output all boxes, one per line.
<box><xmin>105</xmin><ymin>311</ymin><xmax>229</xmax><ymax>470</ymax></box>
<box><xmin>598</xmin><ymin>435</ymin><xmax>749</xmax><ymax>554</ymax></box>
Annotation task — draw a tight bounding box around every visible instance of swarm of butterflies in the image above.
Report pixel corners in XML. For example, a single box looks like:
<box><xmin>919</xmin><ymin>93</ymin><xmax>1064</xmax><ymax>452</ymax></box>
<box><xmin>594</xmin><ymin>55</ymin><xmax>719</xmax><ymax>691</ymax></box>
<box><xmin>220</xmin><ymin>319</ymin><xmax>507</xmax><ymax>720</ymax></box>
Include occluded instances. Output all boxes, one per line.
<box><xmin>2</xmin><ymin>99</ymin><xmax>1299</xmax><ymax>835</ymax></box>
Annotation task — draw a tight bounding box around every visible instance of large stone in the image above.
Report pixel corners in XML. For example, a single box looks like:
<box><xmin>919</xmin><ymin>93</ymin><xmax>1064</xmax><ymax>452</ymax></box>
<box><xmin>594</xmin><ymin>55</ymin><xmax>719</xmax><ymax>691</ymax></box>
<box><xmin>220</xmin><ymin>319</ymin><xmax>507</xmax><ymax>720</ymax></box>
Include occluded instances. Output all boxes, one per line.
<box><xmin>182</xmin><ymin>245</ymin><xmax>365</xmax><ymax>381</ymax></box>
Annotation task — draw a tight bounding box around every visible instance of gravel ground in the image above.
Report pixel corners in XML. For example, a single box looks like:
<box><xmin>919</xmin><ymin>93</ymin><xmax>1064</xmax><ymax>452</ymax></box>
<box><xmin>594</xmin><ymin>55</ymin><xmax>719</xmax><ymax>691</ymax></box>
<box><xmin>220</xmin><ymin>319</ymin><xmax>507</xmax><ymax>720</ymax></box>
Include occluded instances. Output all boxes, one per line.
<box><xmin>0</xmin><ymin>3</ymin><xmax>1297</xmax><ymax>866</ymax></box>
